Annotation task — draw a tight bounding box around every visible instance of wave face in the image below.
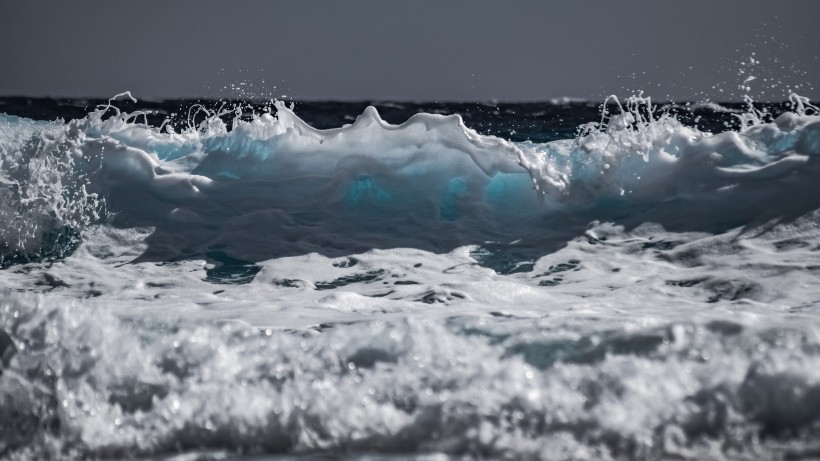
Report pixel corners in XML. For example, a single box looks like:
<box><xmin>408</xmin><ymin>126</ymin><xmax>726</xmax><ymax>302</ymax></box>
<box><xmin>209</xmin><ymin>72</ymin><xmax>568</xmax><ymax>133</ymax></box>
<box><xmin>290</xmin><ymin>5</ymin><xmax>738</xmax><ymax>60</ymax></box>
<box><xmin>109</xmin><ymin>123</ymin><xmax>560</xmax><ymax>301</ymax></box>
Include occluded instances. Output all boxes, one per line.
<box><xmin>2</xmin><ymin>96</ymin><xmax>819</xmax><ymax>264</ymax></box>
<box><xmin>1</xmin><ymin>95</ymin><xmax>820</xmax><ymax>460</ymax></box>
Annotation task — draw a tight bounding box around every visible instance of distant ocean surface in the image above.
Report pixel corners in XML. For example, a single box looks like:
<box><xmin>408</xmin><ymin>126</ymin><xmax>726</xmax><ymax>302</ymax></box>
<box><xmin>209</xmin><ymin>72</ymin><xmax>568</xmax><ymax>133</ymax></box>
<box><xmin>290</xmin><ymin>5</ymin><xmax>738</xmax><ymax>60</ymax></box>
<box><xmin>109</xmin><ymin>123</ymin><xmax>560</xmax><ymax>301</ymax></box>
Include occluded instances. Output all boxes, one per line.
<box><xmin>1</xmin><ymin>95</ymin><xmax>820</xmax><ymax>461</ymax></box>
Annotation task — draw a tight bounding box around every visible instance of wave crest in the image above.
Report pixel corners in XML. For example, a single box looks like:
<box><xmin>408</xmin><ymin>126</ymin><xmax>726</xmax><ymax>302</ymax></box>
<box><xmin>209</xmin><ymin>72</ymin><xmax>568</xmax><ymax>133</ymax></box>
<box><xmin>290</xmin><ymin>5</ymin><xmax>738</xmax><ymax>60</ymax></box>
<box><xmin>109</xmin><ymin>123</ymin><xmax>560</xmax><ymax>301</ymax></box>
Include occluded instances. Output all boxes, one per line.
<box><xmin>1</xmin><ymin>94</ymin><xmax>819</xmax><ymax>265</ymax></box>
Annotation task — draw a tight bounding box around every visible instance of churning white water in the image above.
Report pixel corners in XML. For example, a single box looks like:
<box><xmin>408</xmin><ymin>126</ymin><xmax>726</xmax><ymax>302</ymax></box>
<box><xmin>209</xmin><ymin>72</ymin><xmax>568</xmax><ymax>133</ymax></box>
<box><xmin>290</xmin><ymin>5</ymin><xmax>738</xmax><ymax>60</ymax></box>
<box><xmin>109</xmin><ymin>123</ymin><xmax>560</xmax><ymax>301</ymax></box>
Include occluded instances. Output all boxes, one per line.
<box><xmin>1</xmin><ymin>93</ymin><xmax>820</xmax><ymax>460</ymax></box>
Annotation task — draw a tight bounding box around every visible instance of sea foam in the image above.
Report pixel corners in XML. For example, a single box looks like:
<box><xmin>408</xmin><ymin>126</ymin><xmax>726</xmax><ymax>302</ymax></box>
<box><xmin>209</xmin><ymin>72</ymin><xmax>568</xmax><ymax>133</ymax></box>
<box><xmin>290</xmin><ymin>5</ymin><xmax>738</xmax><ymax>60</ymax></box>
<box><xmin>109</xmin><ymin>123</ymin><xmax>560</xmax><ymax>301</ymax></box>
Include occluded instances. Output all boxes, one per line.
<box><xmin>2</xmin><ymin>95</ymin><xmax>820</xmax><ymax>460</ymax></box>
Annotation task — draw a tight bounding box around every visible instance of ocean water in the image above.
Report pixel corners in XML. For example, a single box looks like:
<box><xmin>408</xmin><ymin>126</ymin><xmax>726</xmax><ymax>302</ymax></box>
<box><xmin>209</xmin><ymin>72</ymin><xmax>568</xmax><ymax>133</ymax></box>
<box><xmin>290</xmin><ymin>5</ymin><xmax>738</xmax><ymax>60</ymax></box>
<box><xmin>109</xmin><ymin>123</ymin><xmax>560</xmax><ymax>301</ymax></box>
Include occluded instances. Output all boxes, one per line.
<box><xmin>1</xmin><ymin>94</ymin><xmax>820</xmax><ymax>460</ymax></box>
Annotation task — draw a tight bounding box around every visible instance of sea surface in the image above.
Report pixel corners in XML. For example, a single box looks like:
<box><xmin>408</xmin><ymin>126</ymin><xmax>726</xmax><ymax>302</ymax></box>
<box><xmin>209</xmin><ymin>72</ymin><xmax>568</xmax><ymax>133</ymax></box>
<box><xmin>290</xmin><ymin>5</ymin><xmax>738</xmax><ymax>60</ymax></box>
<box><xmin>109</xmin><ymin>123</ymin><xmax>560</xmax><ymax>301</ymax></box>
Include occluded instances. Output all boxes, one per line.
<box><xmin>1</xmin><ymin>94</ymin><xmax>820</xmax><ymax>460</ymax></box>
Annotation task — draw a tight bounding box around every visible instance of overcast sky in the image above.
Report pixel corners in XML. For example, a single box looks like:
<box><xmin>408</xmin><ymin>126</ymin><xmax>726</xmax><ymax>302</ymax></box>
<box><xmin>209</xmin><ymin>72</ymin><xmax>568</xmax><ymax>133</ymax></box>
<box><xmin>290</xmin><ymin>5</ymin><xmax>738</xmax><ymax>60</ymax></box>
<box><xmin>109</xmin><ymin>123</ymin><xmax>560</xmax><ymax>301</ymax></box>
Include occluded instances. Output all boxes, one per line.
<box><xmin>2</xmin><ymin>1</ymin><xmax>818</xmax><ymax>101</ymax></box>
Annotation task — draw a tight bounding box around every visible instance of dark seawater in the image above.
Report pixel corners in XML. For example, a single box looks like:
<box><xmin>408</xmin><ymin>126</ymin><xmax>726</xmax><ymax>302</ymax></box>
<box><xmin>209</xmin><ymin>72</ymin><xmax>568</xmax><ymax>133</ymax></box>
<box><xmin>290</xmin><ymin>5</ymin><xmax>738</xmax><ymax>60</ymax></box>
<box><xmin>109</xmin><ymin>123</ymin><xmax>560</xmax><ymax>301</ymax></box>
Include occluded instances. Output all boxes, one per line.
<box><xmin>0</xmin><ymin>96</ymin><xmax>779</xmax><ymax>143</ymax></box>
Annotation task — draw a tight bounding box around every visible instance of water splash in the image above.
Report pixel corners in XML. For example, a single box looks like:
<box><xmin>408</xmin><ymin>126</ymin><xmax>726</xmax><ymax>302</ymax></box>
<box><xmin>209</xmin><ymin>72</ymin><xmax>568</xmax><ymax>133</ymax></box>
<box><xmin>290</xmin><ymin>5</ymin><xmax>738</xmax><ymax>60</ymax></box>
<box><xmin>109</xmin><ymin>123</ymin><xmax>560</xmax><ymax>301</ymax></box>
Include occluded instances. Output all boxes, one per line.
<box><xmin>0</xmin><ymin>93</ymin><xmax>818</xmax><ymax>266</ymax></box>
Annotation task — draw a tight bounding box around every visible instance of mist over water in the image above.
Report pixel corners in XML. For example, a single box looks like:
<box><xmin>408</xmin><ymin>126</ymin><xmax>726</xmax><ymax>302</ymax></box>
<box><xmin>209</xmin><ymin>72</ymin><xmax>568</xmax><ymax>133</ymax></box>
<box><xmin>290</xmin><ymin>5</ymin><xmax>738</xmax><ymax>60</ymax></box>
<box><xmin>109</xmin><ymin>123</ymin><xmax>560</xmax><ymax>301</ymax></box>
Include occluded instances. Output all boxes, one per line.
<box><xmin>2</xmin><ymin>92</ymin><xmax>820</xmax><ymax>460</ymax></box>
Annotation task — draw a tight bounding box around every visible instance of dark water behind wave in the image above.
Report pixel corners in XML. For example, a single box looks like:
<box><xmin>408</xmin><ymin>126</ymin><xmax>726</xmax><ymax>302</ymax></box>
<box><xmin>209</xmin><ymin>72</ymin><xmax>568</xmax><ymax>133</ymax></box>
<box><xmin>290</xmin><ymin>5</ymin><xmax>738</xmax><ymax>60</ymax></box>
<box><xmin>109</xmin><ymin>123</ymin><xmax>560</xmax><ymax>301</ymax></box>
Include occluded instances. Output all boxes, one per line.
<box><xmin>0</xmin><ymin>97</ymin><xmax>786</xmax><ymax>142</ymax></box>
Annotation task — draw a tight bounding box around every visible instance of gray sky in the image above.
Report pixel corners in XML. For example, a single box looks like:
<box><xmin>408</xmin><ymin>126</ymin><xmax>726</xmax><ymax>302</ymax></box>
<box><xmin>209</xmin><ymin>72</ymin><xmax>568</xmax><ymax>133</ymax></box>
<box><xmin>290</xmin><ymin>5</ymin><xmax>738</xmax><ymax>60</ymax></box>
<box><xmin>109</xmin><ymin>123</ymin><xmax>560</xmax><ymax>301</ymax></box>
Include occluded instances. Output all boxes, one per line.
<box><xmin>2</xmin><ymin>1</ymin><xmax>818</xmax><ymax>101</ymax></box>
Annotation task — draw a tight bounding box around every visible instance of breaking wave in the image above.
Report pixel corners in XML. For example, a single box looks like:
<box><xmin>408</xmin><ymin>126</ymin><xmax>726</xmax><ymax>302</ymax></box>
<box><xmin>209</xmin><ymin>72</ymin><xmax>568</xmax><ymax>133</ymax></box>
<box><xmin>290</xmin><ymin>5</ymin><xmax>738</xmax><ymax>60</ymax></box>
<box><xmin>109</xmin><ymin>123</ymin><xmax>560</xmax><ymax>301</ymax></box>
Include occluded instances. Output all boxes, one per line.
<box><xmin>2</xmin><ymin>93</ymin><xmax>820</xmax><ymax>460</ymax></box>
<box><xmin>1</xmin><ymin>93</ymin><xmax>819</xmax><ymax>266</ymax></box>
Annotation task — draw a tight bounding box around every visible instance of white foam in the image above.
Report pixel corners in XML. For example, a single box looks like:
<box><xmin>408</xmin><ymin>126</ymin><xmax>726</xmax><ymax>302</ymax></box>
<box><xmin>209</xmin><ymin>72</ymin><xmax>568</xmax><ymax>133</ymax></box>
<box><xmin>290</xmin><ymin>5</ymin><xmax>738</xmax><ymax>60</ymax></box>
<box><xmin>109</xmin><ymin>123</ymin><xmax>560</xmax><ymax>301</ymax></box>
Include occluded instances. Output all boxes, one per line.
<box><xmin>3</xmin><ymin>95</ymin><xmax>820</xmax><ymax>459</ymax></box>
